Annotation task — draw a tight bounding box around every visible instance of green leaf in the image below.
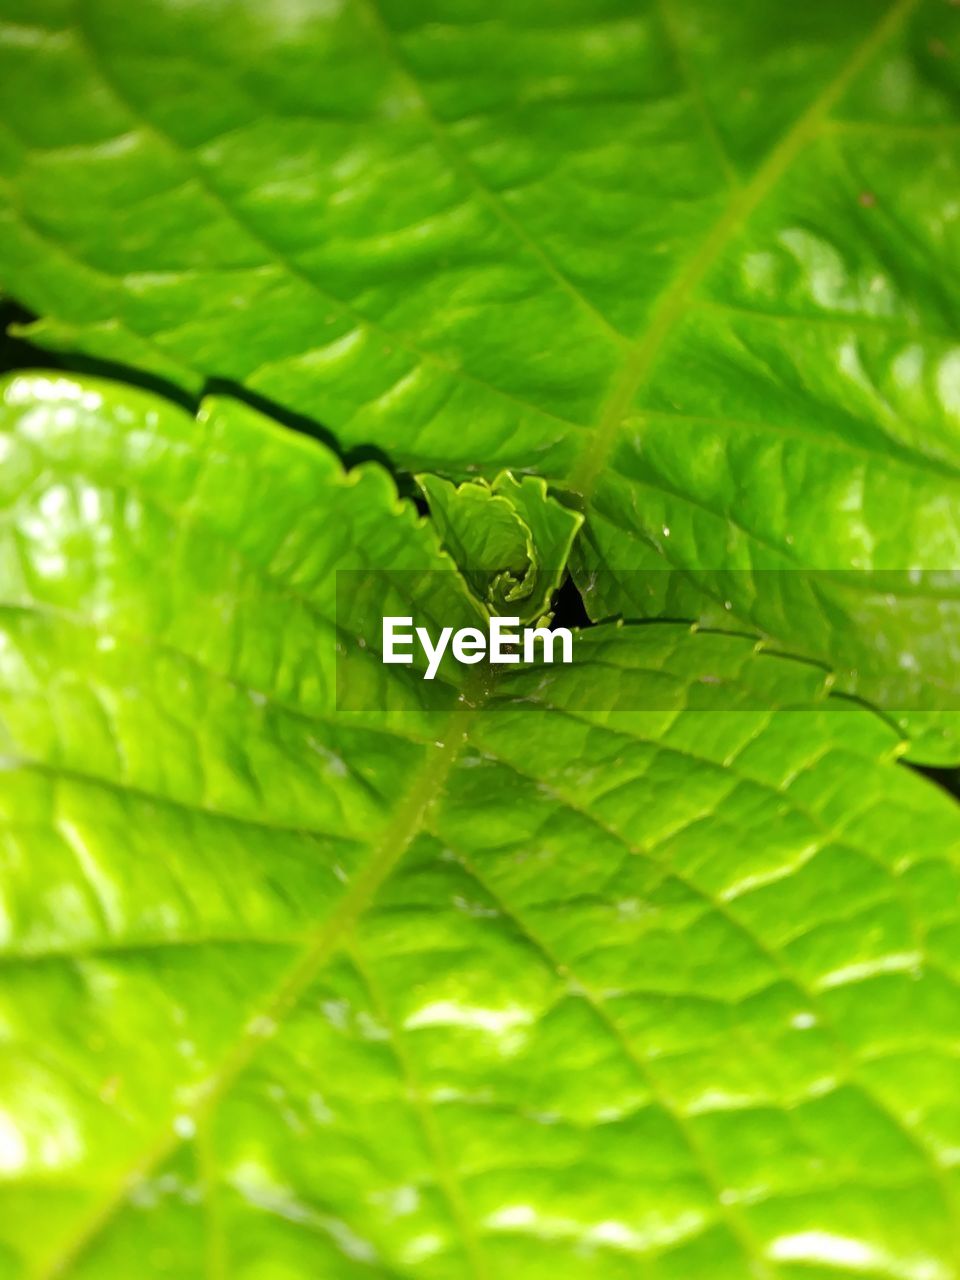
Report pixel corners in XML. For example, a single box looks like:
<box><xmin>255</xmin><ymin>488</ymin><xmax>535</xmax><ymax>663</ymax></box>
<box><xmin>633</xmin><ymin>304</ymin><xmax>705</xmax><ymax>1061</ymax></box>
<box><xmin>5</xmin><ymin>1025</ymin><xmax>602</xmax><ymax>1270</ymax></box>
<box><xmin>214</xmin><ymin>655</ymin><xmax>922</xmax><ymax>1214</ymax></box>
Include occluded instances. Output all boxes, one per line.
<box><xmin>2</xmin><ymin>0</ymin><xmax>960</xmax><ymax>757</ymax></box>
<box><xmin>417</xmin><ymin>471</ymin><xmax>581</xmax><ymax>621</ymax></box>
<box><xmin>2</xmin><ymin>374</ymin><xmax>960</xmax><ymax>1279</ymax></box>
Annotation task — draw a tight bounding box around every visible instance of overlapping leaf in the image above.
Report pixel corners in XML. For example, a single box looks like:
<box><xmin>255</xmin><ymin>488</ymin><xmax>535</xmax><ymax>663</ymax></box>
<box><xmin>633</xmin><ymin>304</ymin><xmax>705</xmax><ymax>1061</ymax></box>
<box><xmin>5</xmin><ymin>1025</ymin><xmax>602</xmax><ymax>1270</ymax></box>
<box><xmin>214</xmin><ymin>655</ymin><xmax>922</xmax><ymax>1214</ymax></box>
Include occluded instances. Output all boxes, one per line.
<box><xmin>1</xmin><ymin>375</ymin><xmax>959</xmax><ymax>1278</ymax></box>
<box><xmin>1</xmin><ymin>0</ymin><xmax>960</xmax><ymax>754</ymax></box>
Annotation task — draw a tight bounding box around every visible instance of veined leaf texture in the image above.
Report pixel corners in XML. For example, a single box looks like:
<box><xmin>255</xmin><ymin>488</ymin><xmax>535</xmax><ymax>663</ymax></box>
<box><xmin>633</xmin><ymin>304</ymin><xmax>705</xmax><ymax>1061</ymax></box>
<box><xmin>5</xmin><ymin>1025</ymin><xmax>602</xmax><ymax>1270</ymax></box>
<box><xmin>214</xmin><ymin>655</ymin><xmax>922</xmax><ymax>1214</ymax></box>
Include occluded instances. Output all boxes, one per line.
<box><xmin>1</xmin><ymin>1</ymin><xmax>960</xmax><ymax>1276</ymax></box>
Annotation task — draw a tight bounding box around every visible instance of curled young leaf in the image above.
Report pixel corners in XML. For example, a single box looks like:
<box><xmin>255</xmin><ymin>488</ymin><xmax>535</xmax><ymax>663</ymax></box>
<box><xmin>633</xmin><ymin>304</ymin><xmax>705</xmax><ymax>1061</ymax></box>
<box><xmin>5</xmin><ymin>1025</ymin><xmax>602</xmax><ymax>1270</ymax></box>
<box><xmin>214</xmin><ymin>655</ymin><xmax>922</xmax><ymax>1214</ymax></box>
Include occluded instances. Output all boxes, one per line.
<box><xmin>417</xmin><ymin>472</ymin><xmax>582</xmax><ymax>622</ymax></box>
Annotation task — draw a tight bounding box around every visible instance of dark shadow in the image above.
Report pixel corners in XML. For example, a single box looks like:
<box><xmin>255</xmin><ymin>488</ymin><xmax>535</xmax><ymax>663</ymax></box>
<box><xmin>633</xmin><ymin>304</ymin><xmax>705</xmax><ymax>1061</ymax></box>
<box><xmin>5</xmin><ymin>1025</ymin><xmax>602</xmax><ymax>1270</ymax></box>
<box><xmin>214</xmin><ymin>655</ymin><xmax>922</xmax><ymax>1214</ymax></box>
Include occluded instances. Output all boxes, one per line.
<box><xmin>0</xmin><ymin>299</ymin><xmax>63</xmax><ymax>376</ymax></box>
<box><xmin>202</xmin><ymin>377</ymin><xmax>420</xmax><ymax>496</ymax></box>
<box><xmin>551</xmin><ymin>572</ymin><xmax>592</xmax><ymax>629</ymax></box>
<box><xmin>912</xmin><ymin>764</ymin><xmax>960</xmax><ymax>800</ymax></box>
<box><xmin>203</xmin><ymin>376</ymin><xmax>343</xmax><ymax>456</ymax></box>
<box><xmin>1</xmin><ymin>301</ymin><xmax>414</xmax><ymax>488</ymax></box>
<box><xmin>405</xmin><ymin>484</ymin><xmax>430</xmax><ymax>515</ymax></box>
<box><xmin>2</xmin><ymin>301</ymin><xmax>197</xmax><ymax>410</ymax></box>
<box><xmin>61</xmin><ymin>353</ymin><xmax>198</xmax><ymax>412</ymax></box>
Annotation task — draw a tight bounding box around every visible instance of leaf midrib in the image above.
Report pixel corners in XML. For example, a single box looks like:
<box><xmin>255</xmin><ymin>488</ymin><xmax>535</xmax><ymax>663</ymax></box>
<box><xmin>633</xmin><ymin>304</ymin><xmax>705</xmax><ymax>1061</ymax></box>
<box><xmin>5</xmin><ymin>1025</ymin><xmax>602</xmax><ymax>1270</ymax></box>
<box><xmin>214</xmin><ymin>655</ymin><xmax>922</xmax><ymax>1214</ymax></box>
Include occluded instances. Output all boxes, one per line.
<box><xmin>34</xmin><ymin>686</ymin><xmax>482</xmax><ymax>1280</ymax></box>
<box><xmin>569</xmin><ymin>0</ymin><xmax>925</xmax><ymax>500</ymax></box>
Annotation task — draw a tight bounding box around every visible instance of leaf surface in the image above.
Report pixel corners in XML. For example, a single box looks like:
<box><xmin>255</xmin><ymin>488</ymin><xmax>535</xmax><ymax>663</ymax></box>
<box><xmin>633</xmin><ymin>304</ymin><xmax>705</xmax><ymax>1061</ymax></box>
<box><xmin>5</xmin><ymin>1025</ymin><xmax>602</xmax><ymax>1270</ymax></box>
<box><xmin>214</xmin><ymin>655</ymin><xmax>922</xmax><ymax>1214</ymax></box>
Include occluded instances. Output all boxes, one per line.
<box><xmin>2</xmin><ymin>0</ymin><xmax>960</xmax><ymax>754</ymax></box>
<box><xmin>1</xmin><ymin>375</ymin><xmax>960</xmax><ymax>1279</ymax></box>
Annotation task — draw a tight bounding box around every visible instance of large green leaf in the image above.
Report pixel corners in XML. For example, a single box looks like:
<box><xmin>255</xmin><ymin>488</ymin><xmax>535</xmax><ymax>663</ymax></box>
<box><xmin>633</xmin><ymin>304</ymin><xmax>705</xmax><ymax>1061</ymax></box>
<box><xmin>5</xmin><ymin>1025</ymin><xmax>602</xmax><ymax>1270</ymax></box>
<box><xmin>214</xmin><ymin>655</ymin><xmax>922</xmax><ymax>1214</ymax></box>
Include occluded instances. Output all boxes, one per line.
<box><xmin>2</xmin><ymin>0</ymin><xmax>960</xmax><ymax>757</ymax></box>
<box><xmin>2</xmin><ymin>374</ymin><xmax>960</xmax><ymax>1279</ymax></box>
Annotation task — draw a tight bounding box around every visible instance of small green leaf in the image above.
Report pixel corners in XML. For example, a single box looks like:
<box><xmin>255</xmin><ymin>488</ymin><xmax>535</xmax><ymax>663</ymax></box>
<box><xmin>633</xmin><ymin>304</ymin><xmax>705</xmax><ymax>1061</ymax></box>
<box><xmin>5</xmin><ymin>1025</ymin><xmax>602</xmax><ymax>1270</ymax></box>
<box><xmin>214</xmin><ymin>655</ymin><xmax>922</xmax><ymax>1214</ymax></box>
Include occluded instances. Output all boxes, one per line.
<box><xmin>417</xmin><ymin>471</ymin><xmax>581</xmax><ymax>621</ymax></box>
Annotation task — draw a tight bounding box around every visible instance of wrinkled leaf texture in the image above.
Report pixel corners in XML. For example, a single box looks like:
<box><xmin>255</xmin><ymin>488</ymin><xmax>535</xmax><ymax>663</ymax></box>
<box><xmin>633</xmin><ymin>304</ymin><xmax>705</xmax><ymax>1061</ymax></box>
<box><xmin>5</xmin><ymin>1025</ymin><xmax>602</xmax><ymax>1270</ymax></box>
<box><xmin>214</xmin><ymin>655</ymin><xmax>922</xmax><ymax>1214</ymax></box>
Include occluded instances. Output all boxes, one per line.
<box><xmin>1</xmin><ymin>0</ymin><xmax>960</xmax><ymax>754</ymax></box>
<box><xmin>3</xmin><ymin>0</ymin><xmax>960</xmax><ymax>1275</ymax></box>
<box><xmin>0</xmin><ymin>375</ymin><xmax>959</xmax><ymax>1279</ymax></box>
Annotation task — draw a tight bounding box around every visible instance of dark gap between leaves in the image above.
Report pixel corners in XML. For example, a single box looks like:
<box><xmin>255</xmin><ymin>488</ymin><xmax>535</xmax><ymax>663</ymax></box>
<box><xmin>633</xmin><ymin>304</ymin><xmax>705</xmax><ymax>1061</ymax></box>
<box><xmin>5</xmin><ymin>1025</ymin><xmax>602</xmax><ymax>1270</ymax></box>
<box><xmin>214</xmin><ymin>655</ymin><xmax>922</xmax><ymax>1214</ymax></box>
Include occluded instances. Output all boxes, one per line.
<box><xmin>0</xmin><ymin>298</ymin><xmax>416</xmax><ymax>487</ymax></box>
<box><xmin>912</xmin><ymin>764</ymin><xmax>960</xmax><ymax>800</ymax></box>
<box><xmin>551</xmin><ymin>573</ymin><xmax>592</xmax><ymax>629</ymax></box>
<box><xmin>1</xmin><ymin>298</ymin><xmax>195</xmax><ymax>410</ymax></box>
<box><xmin>0</xmin><ymin>299</ymin><xmax>65</xmax><ymax>377</ymax></box>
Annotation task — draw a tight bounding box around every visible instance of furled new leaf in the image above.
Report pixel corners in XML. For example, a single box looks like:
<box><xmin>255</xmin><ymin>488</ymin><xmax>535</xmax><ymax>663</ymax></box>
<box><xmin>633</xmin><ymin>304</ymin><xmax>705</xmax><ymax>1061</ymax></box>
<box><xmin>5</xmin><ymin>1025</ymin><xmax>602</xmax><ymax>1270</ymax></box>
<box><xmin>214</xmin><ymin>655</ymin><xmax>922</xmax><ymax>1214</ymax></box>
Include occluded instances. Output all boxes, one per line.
<box><xmin>417</xmin><ymin>471</ymin><xmax>581</xmax><ymax>621</ymax></box>
<box><xmin>1</xmin><ymin>375</ymin><xmax>960</xmax><ymax>1279</ymax></box>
